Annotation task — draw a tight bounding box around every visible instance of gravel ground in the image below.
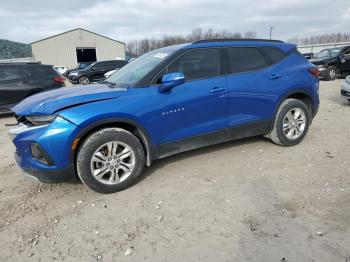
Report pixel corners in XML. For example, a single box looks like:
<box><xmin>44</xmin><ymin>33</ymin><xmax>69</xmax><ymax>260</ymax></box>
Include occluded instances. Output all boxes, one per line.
<box><xmin>0</xmin><ymin>80</ymin><xmax>349</xmax><ymax>262</ymax></box>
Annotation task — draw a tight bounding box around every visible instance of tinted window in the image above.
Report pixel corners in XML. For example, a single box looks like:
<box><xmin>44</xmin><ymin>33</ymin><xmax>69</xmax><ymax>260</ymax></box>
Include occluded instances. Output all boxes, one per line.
<box><xmin>27</xmin><ymin>65</ymin><xmax>57</xmax><ymax>77</ymax></box>
<box><xmin>93</xmin><ymin>62</ymin><xmax>105</xmax><ymax>69</ymax></box>
<box><xmin>343</xmin><ymin>48</ymin><xmax>350</xmax><ymax>58</ymax></box>
<box><xmin>261</xmin><ymin>46</ymin><xmax>287</xmax><ymax>64</ymax></box>
<box><xmin>167</xmin><ymin>48</ymin><xmax>220</xmax><ymax>81</ymax></box>
<box><xmin>0</xmin><ymin>67</ymin><xmax>21</xmax><ymax>81</ymax></box>
<box><xmin>228</xmin><ymin>47</ymin><xmax>266</xmax><ymax>74</ymax></box>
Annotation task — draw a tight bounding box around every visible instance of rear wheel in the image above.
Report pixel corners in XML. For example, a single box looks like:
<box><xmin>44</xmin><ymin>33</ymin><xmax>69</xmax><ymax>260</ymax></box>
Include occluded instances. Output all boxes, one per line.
<box><xmin>77</xmin><ymin>128</ymin><xmax>145</xmax><ymax>193</ymax></box>
<box><xmin>78</xmin><ymin>76</ymin><xmax>90</xmax><ymax>85</ymax></box>
<box><xmin>269</xmin><ymin>99</ymin><xmax>311</xmax><ymax>146</ymax></box>
<box><xmin>324</xmin><ymin>66</ymin><xmax>337</xmax><ymax>81</ymax></box>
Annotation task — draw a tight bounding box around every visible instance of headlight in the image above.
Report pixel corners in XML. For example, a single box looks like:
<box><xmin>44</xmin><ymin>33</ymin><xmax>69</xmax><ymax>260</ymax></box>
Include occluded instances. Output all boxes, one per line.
<box><xmin>316</xmin><ymin>65</ymin><xmax>325</xmax><ymax>69</ymax></box>
<box><xmin>26</xmin><ymin>115</ymin><xmax>57</xmax><ymax>126</ymax></box>
<box><xmin>346</xmin><ymin>76</ymin><xmax>350</xmax><ymax>85</ymax></box>
<box><xmin>69</xmin><ymin>72</ymin><xmax>78</xmax><ymax>76</ymax></box>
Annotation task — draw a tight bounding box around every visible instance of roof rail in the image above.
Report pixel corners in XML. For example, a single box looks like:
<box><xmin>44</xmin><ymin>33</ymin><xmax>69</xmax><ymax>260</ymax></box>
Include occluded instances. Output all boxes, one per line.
<box><xmin>193</xmin><ymin>39</ymin><xmax>284</xmax><ymax>44</ymax></box>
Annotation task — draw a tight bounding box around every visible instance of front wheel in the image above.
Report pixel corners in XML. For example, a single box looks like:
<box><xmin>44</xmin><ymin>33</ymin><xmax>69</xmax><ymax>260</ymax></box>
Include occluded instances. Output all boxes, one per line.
<box><xmin>76</xmin><ymin>128</ymin><xmax>145</xmax><ymax>193</ymax></box>
<box><xmin>269</xmin><ymin>99</ymin><xmax>311</xmax><ymax>146</ymax></box>
<box><xmin>78</xmin><ymin>76</ymin><xmax>90</xmax><ymax>85</ymax></box>
<box><xmin>324</xmin><ymin>66</ymin><xmax>337</xmax><ymax>81</ymax></box>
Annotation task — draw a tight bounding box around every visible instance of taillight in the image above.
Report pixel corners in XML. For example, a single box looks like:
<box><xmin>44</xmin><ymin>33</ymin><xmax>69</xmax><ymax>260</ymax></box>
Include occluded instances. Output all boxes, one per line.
<box><xmin>53</xmin><ymin>76</ymin><xmax>65</xmax><ymax>84</ymax></box>
<box><xmin>308</xmin><ymin>68</ymin><xmax>320</xmax><ymax>78</ymax></box>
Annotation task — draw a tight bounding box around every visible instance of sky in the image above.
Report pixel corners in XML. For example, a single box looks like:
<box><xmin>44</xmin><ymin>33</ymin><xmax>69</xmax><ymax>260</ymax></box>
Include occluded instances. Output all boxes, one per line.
<box><xmin>0</xmin><ymin>0</ymin><xmax>349</xmax><ymax>44</ymax></box>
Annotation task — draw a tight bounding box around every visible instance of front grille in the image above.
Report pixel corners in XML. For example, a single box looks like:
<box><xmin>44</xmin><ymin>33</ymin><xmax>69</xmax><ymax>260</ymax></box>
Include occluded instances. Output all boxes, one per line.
<box><xmin>341</xmin><ymin>90</ymin><xmax>350</xmax><ymax>97</ymax></box>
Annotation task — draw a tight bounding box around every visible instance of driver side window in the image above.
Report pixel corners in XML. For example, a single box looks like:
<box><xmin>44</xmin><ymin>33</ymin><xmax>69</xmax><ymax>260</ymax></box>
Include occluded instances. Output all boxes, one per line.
<box><xmin>167</xmin><ymin>48</ymin><xmax>220</xmax><ymax>81</ymax></box>
<box><xmin>93</xmin><ymin>62</ymin><xmax>104</xmax><ymax>70</ymax></box>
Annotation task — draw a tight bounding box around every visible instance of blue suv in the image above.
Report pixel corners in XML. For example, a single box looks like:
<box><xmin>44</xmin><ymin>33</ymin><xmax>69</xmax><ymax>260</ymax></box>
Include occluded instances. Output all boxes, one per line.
<box><xmin>9</xmin><ymin>39</ymin><xmax>320</xmax><ymax>193</ymax></box>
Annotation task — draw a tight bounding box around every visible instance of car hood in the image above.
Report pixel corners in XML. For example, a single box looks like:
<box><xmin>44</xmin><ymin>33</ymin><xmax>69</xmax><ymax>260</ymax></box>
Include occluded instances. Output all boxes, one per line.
<box><xmin>69</xmin><ymin>68</ymin><xmax>85</xmax><ymax>74</ymax></box>
<box><xmin>12</xmin><ymin>84</ymin><xmax>127</xmax><ymax>116</ymax></box>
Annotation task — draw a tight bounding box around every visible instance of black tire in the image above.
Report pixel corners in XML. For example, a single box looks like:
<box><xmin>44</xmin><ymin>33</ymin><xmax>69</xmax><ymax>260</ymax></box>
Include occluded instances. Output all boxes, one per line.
<box><xmin>78</xmin><ymin>76</ymin><xmax>90</xmax><ymax>85</ymax></box>
<box><xmin>76</xmin><ymin>128</ymin><xmax>145</xmax><ymax>193</ymax></box>
<box><xmin>324</xmin><ymin>66</ymin><xmax>337</xmax><ymax>81</ymax></box>
<box><xmin>340</xmin><ymin>72</ymin><xmax>349</xmax><ymax>79</ymax></box>
<box><xmin>269</xmin><ymin>99</ymin><xmax>311</xmax><ymax>146</ymax></box>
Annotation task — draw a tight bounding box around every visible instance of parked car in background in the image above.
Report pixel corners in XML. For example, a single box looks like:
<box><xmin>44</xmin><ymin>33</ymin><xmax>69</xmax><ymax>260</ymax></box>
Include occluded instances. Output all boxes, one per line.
<box><xmin>302</xmin><ymin>52</ymin><xmax>314</xmax><ymax>60</ymax></box>
<box><xmin>311</xmin><ymin>46</ymin><xmax>350</xmax><ymax>80</ymax></box>
<box><xmin>63</xmin><ymin>62</ymin><xmax>93</xmax><ymax>77</ymax></box>
<box><xmin>341</xmin><ymin>75</ymin><xmax>350</xmax><ymax>102</ymax></box>
<box><xmin>9</xmin><ymin>39</ymin><xmax>319</xmax><ymax>193</ymax></box>
<box><xmin>0</xmin><ymin>63</ymin><xmax>65</xmax><ymax>113</ymax></box>
<box><xmin>104</xmin><ymin>69</ymin><xmax>117</xmax><ymax>78</ymax></box>
<box><xmin>53</xmin><ymin>65</ymin><xmax>68</xmax><ymax>75</ymax></box>
<box><xmin>68</xmin><ymin>60</ymin><xmax>128</xmax><ymax>85</ymax></box>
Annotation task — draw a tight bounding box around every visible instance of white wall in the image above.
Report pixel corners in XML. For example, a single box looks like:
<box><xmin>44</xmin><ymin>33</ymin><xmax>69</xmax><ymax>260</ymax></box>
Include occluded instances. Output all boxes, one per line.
<box><xmin>31</xmin><ymin>29</ymin><xmax>125</xmax><ymax>69</ymax></box>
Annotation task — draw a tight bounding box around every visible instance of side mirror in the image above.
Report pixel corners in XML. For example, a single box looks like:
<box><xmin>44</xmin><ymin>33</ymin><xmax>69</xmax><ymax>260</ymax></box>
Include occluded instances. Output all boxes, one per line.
<box><xmin>339</xmin><ymin>55</ymin><xmax>346</xmax><ymax>64</ymax></box>
<box><xmin>158</xmin><ymin>72</ymin><xmax>185</xmax><ymax>93</ymax></box>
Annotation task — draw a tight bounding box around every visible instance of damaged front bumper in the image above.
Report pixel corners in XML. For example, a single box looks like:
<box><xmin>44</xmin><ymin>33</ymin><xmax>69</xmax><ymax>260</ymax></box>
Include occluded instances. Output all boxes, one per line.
<box><xmin>7</xmin><ymin>116</ymin><xmax>79</xmax><ymax>183</ymax></box>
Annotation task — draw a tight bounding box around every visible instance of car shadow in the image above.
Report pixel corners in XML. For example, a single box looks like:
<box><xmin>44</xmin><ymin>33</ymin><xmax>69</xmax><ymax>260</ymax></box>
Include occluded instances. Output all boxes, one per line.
<box><xmin>136</xmin><ymin>135</ymin><xmax>268</xmax><ymax>185</ymax></box>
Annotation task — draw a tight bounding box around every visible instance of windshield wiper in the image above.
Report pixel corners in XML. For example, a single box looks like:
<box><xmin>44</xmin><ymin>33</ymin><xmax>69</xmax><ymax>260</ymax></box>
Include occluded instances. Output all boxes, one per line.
<box><xmin>103</xmin><ymin>80</ymin><xmax>117</xmax><ymax>87</ymax></box>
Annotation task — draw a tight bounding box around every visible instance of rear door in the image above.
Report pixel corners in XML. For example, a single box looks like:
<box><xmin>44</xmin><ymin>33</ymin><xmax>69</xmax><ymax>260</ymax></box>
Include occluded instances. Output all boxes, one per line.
<box><xmin>0</xmin><ymin>65</ymin><xmax>30</xmax><ymax>109</ymax></box>
<box><xmin>226</xmin><ymin>46</ymin><xmax>285</xmax><ymax>127</ymax></box>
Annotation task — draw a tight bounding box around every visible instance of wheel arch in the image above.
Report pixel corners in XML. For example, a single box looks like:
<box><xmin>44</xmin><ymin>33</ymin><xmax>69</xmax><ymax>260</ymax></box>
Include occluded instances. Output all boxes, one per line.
<box><xmin>274</xmin><ymin>89</ymin><xmax>314</xmax><ymax>125</ymax></box>
<box><xmin>70</xmin><ymin>118</ymin><xmax>154</xmax><ymax>167</ymax></box>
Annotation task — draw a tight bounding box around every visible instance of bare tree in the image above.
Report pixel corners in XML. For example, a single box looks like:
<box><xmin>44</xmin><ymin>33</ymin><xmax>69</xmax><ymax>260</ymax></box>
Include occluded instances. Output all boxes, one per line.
<box><xmin>288</xmin><ymin>33</ymin><xmax>350</xmax><ymax>45</ymax></box>
<box><xmin>126</xmin><ymin>27</ymin><xmax>258</xmax><ymax>57</ymax></box>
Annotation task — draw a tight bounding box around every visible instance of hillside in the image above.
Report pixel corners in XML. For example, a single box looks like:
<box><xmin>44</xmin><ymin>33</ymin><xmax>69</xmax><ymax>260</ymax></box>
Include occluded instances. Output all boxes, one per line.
<box><xmin>0</xmin><ymin>39</ymin><xmax>32</xmax><ymax>59</ymax></box>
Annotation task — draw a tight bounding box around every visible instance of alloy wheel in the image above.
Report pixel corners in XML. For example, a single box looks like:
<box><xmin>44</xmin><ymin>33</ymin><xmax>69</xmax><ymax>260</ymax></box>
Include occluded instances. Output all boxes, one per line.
<box><xmin>282</xmin><ymin>108</ymin><xmax>306</xmax><ymax>140</ymax></box>
<box><xmin>90</xmin><ymin>141</ymin><xmax>135</xmax><ymax>185</ymax></box>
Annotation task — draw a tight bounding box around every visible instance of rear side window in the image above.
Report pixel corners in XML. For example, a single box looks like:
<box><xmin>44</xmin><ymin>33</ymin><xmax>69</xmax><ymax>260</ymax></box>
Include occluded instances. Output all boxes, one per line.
<box><xmin>0</xmin><ymin>66</ymin><xmax>27</xmax><ymax>81</ymax></box>
<box><xmin>261</xmin><ymin>46</ymin><xmax>287</xmax><ymax>64</ymax></box>
<box><xmin>109</xmin><ymin>61</ymin><xmax>127</xmax><ymax>68</ymax></box>
<box><xmin>228</xmin><ymin>47</ymin><xmax>266</xmax><ymax>74</ymax></box>
<box><xmin>26</xmin><ymin>65</ymin><xmax>57</xmax><ymax>78</ymax></box>
<box><xmin>167</xmin><ymin>48</ymin><xmax>220</xmax><ymax>81</ymax></box>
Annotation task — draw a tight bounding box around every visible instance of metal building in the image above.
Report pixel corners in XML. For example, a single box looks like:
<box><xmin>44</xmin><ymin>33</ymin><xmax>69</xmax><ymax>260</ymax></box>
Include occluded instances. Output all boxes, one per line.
<box><xmin>31</xmin><ymin>28</ymin><xmax>125</xmax><ymax>69</ymax></box>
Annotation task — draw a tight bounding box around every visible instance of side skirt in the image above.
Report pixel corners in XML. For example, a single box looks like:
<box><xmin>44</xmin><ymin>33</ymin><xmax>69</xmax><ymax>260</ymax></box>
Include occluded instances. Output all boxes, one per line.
<box><xmin>155</xmin><ymin>120</ymin><xmax>272</xmax><ymax>160</ymax></box>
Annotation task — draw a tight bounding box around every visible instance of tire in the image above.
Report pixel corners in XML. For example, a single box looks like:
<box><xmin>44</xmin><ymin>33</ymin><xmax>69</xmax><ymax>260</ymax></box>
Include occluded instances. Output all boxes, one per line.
<box><xmin>324</xmin><ymin>66</ymin><xmax>337</xmax><ymax>81</ymax></box>
<box><xmin>76</xmin><ymin>128</ymin><xmax>145</xmax><ymax>193</ymax></box>
<box><xmin>341</xmin><ymin>72</ymin><xmax>349</xmax><ymax>79</ymax></box>
<box><xmin>78</xmin><ymin>76</ymin><xmax>90</xmax><ymax>85</ymax></box>
<box><xmin>269</xmin><ymin>99</ymin><xmax>311</xmax><ymax>146</ymax></box>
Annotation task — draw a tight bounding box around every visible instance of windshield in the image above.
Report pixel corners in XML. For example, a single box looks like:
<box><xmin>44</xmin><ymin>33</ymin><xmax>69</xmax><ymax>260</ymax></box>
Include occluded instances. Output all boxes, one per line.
<box><xmin>316</xmin><ymin>48</ymin><xmax>341</xmax><ymax>59</ymax></box>
<box><xmin>106</xmin><ymin>49</ymin><xmax>175</xmax><ymax>88</ymax></box>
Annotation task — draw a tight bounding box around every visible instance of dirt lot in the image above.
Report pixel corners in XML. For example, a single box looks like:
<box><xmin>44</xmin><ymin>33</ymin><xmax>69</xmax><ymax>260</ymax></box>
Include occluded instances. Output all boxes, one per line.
<box><xmin>0</xmin><ymin>80</ymin><xmax>349</xmax><ymax>262</ymax></box>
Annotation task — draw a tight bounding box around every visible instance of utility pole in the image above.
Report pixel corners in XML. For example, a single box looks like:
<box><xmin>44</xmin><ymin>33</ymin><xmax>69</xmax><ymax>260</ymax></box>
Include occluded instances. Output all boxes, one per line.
<box><xmin>270</xmin><ymin>26</ymin><xmax>274</xmax><ymax>40</ymax></box>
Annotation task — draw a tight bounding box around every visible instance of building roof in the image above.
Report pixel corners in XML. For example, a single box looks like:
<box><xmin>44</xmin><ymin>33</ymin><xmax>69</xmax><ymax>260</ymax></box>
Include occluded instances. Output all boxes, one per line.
<box><xmin>31</xmin><ymin>28</ymin><xmax>125</xmax><ymax>45</ymax></box>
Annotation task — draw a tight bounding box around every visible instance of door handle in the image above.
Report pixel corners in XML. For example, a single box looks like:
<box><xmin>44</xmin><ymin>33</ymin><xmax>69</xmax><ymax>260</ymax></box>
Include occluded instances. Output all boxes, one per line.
<box><xmin>210</xmin><ymin>86</ymin><xmax>226</xmax><ymax>93</ymax></box>
<box><xmin>269</xmin><ymin>74</ymin><xmax>282</xmax><ymax>80</ymax></box>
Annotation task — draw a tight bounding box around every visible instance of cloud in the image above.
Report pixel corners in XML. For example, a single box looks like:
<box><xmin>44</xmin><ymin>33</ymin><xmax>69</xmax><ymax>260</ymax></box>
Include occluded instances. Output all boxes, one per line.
<box><xmin>0</xmin><ymin>0</ymin><xmax>349</xmax><ymax>43</ymax></box>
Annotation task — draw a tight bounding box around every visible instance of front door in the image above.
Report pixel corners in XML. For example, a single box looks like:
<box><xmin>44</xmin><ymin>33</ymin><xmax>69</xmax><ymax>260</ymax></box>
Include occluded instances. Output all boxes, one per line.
<box><xmin>146</xmin><ymin>48</ymin><xmax>228</xmax><ymax>145</ymax></box>
<box><xmin>340</xmin><ymin>47</ymin><xmax>350</xmax><ymax>72</ymax></box>
<box><xmin>90</xmin><ymin>62</ymin><xmax>108</xmax><ymax>81</ymax></box>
